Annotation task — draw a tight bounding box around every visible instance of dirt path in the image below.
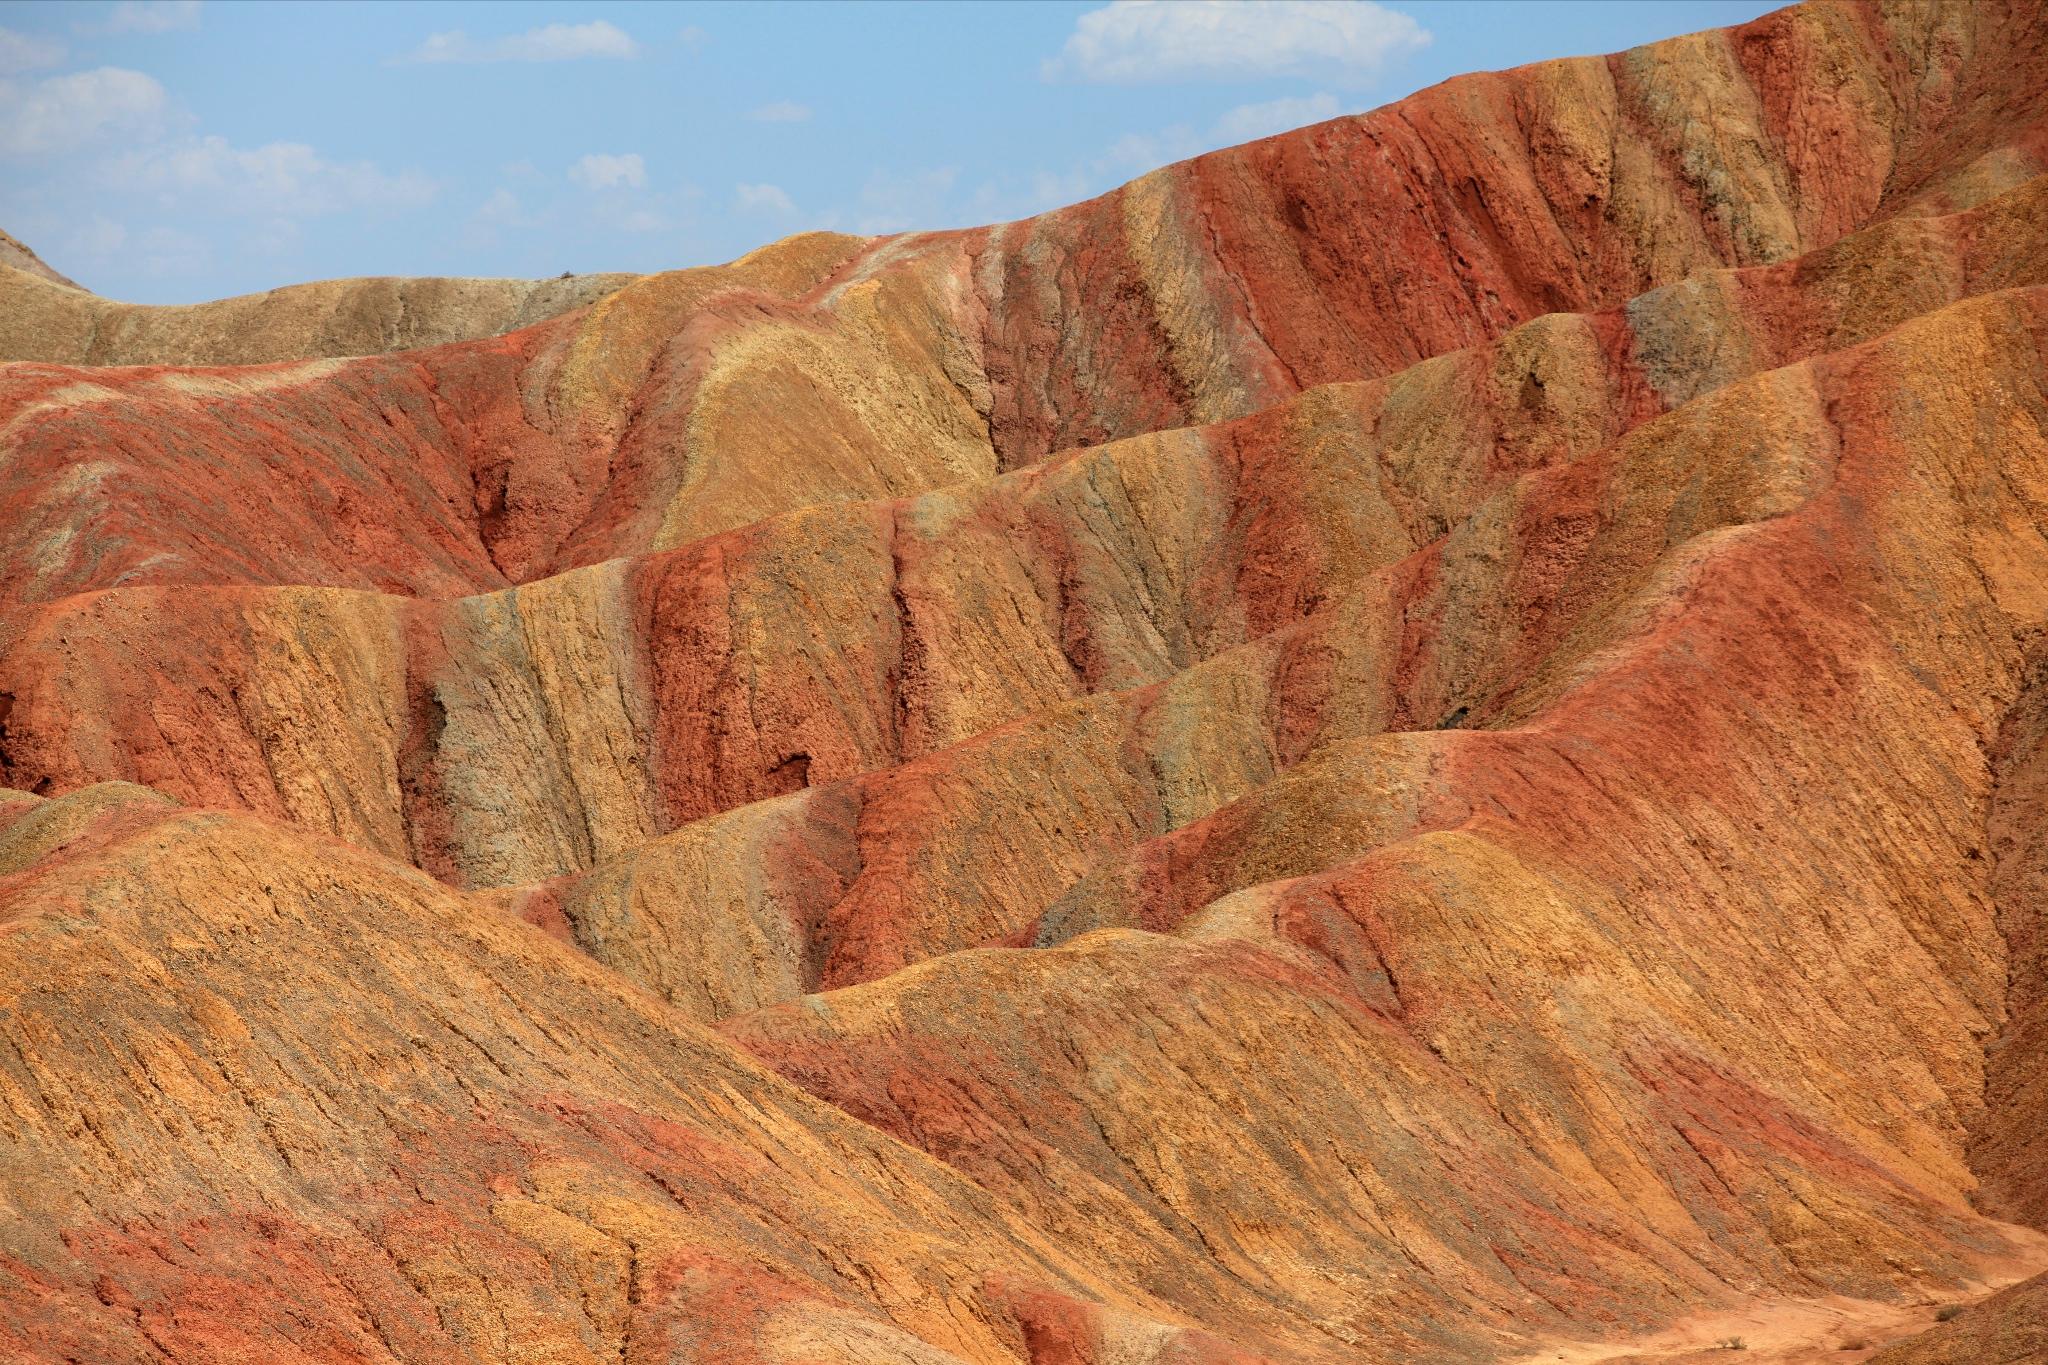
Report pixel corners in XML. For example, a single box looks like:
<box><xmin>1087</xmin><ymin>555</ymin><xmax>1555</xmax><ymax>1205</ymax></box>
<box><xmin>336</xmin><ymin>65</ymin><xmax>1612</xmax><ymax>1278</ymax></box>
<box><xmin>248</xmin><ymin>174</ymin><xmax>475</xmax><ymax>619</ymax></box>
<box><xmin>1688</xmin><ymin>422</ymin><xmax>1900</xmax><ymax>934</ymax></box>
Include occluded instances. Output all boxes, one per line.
<box><xmin>1502</xmin><ymin>1223</ymin><xmax>2048</xmax><ymax>1364</ymax></box>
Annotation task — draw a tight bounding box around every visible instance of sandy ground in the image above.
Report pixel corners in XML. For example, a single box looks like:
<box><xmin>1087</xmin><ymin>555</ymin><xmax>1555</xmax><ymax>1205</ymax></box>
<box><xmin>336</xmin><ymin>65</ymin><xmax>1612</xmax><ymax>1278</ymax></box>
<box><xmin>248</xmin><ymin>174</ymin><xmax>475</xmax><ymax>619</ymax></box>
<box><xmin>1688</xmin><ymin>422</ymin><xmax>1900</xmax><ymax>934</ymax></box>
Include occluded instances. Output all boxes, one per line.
<box><xmin>1500</xmin><ymin>1221</ymin><xmax>2048</xmax><ymax>1364</ymax></box>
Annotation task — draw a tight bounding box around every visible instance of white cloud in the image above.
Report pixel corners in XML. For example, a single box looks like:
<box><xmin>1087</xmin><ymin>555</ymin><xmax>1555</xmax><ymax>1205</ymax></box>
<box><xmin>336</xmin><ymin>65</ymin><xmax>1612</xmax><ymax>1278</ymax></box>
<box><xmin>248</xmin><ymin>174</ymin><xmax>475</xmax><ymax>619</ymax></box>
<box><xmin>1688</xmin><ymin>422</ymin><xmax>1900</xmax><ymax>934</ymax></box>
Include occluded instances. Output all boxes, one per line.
<box><xmin>991</xmin><ymin>88</ymin><xmax>1353</xmax><ymax>225</ymax></box>
<box><xmin>735</xmin><ymin>182</ymin><xmax>795</xmax><ymax>214</ymax></box>
<box><xmin>0</xmin><ymin>28</ymin><xmax>67</xmax><ymax>74</ymax></box>
<box><xmin>142</xmin><ymin>225</ymin><xmax>208</xmax><ymax>275</ymax></box>
<box><xmin>242</xmin><ymin>216</ymin><xmax>303</xmax><ymax>257</ymax></box>
<box><xmin>678</xmin><ymin>25</ymin><xmax>709</xmax><ymax>50</ymax></box>
<box><xmin>391</xmin><ymin>21</ymin><xmax>639</xmax><ymax>66</ymax></box>
<box><xmin>49</xmin><ymin>212</ymin><xmax>204</xmax><ymax>279</ymax></box>
<box><xmin>466</xmin><ymin>171</ymin><xmax>700</xmax><ymax>249</ymax></box>
<box><xmin>113</xmin><ymin>135</ymin><xmax>437</xmax><ymax>217</ymax></box>
<box><xmin>568</xmin><ymin>152</ymin><xmax>645</xmax><ymax>190</ymax></box>
<box><xmin>745</xmin><ymin>100</ymin><xmax>811</xmax><ymax>123</ymax></box>
<box><xmin>0</xmin><ymin>67</ymin><xmax>168</xmax><ymax>156</ymax></box>
<box><xmin>458</xmin><ymin>188</ymin><xmax>528</xmax><ymax>250</ymax></box>
<box><xmin>1212</xmin><ymin>91</ymin><xmax>1342</xmax><ymax>142</ymax></box>
<box><xmin>477</xmin><ymin>188</ymin><xmax>522</xmax><ymax>221</ymax></box>
<box><xmin>1045</xmin><ymin>0</ymin><xmax>1427</xmax><ymax>85</ymax></box>
<box><xmin>112</xmin><ymin>222</ymin><xmax>207</xmax><ymax>277</ymax></box>
<box><xmin>853</xmin><ymin>167</ymin><xmax>958</xmax><ymax>234</ymax></box>
<box><xmin>960</xmin><ymin>167</ymin><xmax>1094</xmax><ymax>224</ymax></box>
<box><xmin>83</xmin><ymin>2</ymin><xmax>202</xmax><ymax>37</ymax></box>
<box><xmin>68</xmin><ymin>212</ymin><xmax>127</xmax><ymax>256</ymax></box>
<box><xmin>1095</xmin><ymin>125</ymin><xmax>1203</xmax><ymax>176</ymax></box>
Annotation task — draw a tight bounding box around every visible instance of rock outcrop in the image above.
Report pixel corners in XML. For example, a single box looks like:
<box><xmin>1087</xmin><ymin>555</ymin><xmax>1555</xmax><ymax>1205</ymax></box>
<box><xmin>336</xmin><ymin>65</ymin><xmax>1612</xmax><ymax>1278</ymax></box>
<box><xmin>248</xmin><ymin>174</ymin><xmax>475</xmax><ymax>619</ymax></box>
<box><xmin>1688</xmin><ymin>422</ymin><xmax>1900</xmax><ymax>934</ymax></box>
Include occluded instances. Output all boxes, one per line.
<box><xmin>4</xmin><ymin>3</ymin><xmax>2048</xmax><ymax>1362</ymax></box>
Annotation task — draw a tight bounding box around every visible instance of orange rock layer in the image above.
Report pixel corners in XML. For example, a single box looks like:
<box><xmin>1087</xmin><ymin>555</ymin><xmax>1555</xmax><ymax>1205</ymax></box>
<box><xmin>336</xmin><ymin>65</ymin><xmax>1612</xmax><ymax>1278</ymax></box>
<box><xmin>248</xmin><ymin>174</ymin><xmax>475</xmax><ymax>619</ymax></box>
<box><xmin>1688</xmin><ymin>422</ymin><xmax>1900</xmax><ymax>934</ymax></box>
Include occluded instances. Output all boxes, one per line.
<box><xmin>3</xmin><ymin>3</ymin><xmax>2048</xmax><ymax>1363</ymax></box>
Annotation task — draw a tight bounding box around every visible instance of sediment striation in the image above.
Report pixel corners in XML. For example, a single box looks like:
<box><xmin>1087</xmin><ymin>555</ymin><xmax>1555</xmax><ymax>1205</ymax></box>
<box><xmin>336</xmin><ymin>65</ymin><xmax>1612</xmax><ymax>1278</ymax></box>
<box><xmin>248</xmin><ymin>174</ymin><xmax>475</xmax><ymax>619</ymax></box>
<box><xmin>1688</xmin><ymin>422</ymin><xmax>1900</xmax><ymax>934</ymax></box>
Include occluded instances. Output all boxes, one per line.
<box><xmin>5</xmin><ymin>2</ymin><xmax>2048</xmax><ymax>1361</ymax></box>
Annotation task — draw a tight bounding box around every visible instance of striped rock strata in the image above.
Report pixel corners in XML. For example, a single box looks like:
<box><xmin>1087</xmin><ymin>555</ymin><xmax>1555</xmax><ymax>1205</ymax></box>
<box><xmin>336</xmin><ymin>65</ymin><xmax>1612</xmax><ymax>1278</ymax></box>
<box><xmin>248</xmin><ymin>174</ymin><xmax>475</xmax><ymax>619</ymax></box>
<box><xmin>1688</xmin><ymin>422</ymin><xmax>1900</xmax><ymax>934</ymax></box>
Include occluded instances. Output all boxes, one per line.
<box><xmin>4</xmin><ymin>3</ymin><xmax>2048</xmax><ymax>1363</ymax></box>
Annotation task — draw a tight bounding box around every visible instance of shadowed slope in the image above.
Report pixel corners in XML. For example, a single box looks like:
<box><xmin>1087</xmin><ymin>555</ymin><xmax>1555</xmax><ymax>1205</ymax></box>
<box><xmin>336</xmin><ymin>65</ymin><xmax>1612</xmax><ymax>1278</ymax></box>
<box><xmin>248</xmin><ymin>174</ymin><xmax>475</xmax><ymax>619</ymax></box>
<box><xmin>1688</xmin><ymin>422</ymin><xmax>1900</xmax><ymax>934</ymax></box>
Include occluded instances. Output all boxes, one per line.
<box><xmin>1973</xmin><ymin>641</ymin><xmax>2048</xmax><ymax>1232</ymax></box>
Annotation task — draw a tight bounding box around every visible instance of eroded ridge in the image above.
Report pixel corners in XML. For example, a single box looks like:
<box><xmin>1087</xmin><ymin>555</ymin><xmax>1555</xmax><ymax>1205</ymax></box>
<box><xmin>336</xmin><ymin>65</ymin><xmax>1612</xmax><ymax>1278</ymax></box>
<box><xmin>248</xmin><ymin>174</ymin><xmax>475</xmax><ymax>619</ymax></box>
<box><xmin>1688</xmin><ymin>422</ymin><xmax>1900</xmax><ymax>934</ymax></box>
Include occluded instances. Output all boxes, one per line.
<box><xmin>5</xmin><ymin>3</ymin><xmax>2048</xmax><ymax>1363</ymax></box>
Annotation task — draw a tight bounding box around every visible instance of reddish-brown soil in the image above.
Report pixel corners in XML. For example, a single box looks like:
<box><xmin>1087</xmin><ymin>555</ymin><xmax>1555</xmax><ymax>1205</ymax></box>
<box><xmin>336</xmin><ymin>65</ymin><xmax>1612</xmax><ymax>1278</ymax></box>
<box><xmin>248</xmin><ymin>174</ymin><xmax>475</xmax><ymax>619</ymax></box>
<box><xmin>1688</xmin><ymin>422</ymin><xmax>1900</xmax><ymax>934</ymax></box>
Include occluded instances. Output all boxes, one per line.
<box><xmin>4</xmin><ymin>3</ymin><xmax>2048</xmax><ymax>1363</ymax></box>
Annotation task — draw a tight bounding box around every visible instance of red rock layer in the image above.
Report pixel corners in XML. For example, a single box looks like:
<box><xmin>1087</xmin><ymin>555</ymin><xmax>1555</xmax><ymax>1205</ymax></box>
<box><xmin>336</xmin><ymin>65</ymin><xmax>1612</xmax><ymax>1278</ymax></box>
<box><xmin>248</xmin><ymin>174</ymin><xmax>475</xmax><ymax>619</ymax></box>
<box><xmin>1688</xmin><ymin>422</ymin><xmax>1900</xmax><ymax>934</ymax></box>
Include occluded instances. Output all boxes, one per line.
<box><xmin>4</xmin><ymin>174</ymin><xmax>2042</xmax><ymax>897</ymax></box>
<box><xmin>3</xmin><ymin>3</ymin><xmax>2045</xmax><ymax>617</ymax></box>
<box><xmin>712</xmin><ymin>282</ymin><xmax>2048</xmax><ymax>1340</ymax></box>
<box><xmin>4</xmin><ymin>5</ymin><xmax>2048</xmax><ymax>1364</ymax></box>
<box><xmin>0</xmin><ymin>787</ymin><xmax>1284</xmax><ymax>1365</ymax></box>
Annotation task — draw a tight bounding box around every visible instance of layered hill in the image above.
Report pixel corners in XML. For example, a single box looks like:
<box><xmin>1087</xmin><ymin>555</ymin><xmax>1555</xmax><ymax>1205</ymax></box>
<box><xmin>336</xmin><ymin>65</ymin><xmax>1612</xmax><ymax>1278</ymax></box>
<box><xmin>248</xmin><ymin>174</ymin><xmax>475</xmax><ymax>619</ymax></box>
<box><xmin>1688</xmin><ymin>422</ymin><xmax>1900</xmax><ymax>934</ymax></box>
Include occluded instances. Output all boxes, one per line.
<box><xmin>5</xmin><ymin>2</ymin><xmax>2048</xmax><ymax>1362</ymax></box>
<box><xmin>0</xmin><ymin>259</ymin><xmax>639</xmax><ymax>367</ymax></box>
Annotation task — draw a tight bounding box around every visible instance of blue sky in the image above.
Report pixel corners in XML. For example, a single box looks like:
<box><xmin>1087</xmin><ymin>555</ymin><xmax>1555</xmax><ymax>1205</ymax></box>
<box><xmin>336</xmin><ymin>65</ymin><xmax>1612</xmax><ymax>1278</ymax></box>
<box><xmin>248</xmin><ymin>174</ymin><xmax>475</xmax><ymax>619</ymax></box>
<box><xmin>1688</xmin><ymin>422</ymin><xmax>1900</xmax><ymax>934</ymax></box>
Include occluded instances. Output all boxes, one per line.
<box><xmin>0</xmin><ymin>0</ymin><xmax>1783</xmax><ymax>304</ymax></box>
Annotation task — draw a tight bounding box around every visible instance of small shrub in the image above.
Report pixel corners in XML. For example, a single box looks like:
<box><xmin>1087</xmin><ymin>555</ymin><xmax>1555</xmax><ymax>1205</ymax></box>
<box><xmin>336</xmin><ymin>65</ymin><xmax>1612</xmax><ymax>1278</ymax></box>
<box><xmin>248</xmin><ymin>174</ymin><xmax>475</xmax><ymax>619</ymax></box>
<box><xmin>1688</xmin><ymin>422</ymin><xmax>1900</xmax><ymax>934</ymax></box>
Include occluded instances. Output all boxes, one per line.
<box><xmin>1935</xmin><ymin>1304</ymin><xmax>1964</xmax><ymax>1322</ymax></box>
<box><xmin>1840</xmin><ymin>1340</ymin><xmax>1868</xmax><ymax>1352</ymax></box>
<box><xmin>1720</xmin><ymin>1340</ymin><xmax>1747</xmax><ymax>1352</ymax></box>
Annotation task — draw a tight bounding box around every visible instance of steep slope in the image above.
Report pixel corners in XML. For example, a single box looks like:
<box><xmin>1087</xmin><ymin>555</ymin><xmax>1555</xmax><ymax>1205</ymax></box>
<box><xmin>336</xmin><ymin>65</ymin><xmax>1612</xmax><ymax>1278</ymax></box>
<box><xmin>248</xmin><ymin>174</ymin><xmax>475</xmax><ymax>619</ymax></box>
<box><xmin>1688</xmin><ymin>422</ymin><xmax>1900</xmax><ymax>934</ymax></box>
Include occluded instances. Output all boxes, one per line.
<box><xmin>1971</xmin><ymin>637</ymin><xmax>2048</xmax><ymax>1232</ymax></box>
<box><xmin>0</xmin><ymin>229</ymin><xmax>82</xmax><ymax>290</ymax></box>
<box><xmin>5</xmin><ymin>3</ymin><xmax>2048</xmax><ymax>1363</ymax></box>
<box><xmin>3</xmin><ymin>0</ymin><xmax>2044</xmax><ymax>612</ymax></box>
<box><xmin>715</xmin><ymin>279</ymin><xmax>2048</xmax><ymax>1344</ymax></box>
<box><xmin>0</xmin><ymin>784</ymin><xmax>1298</xmax><ymax>1365</ymax></box>
<box><xmin>5</xmin><ymin>173</ymin><xmax>2043</xmax><ymax>894</ymax></box>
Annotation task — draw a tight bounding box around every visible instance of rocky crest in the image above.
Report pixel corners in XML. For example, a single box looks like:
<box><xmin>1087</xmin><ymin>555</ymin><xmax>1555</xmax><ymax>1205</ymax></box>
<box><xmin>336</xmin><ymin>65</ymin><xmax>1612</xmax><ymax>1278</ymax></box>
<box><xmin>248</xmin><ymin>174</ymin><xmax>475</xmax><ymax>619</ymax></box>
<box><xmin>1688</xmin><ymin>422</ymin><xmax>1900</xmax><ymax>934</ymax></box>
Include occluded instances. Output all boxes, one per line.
<box><xmin>4</xmin><ymin>3</ymin><xmax>2048</xmax><ymax>1362</ymax></box>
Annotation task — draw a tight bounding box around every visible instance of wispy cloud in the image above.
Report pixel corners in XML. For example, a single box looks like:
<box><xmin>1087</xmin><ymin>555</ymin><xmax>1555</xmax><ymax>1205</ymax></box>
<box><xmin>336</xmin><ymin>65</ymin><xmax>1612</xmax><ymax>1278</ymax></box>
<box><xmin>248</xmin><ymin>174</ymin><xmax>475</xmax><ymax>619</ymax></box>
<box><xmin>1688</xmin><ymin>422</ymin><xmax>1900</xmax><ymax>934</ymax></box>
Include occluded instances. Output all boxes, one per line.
<box><xmin>852</xmin><ymin>167</ymin><xmax>958</xmax><ymax>235</ymax></box>
<box><xmin>0</xmin><ymin>67</ymin><xmax>168</xmax><ymax>156</ymax></box>
<box><xmin>79</xmin><ymin>1</ymin><xmax>202</xmax><ymax>37</ymax></box>
<box><xmin>477</xmin><ymin>187</ymin><xmax>524</xmax><ymax>222</ymax></box>
<box><xmin>999</xmin><ymin>87</ymin><xmax>1351</xmax><ymax>224</ymax></box>
<box><xmin>1093</xmin><ymin>125</ymin><xmax>1202</xmax><ymax>177</ymax></box>
<box><xmin>735</xmin><ymin>182</ymin><xmax>795</xmax><ymax>214</ymax></box>
<box><xmin>568</xmin><ymin>153</ymin><xmax>646</xmax><ymax>191</ymax></box>
<box><xmin>812</xmin><ymin>86</ymin><xmax>1338</xmax><ymax>244</ymax></box>
<box><xmin>1045</xmin><ymin>0</ymin><xmax>1427</xmax><ymax>85</ymax></box>
<box><xmin>69</xmin><ymin>212</ymin><xmax>128</xmax><ymax>257</ymax></box>
<box><xmin>68</xmin><ymin>217</ymin><xmax>206</xmax><ymax>277</ymax></box>
<box><xmin>1212</xmin><ymin>91</ymin><xmax>1343</xmax><ymax>142</ymax></box>
<box><xmin>956</xmin><ymin>167</ymin><xmax>1092</xmax><ymax>226</ymax></box>
<box><xmin>0</xmin><ymin>27</ymin><xmax>67</xmax><ymax>74</ymax></box>
<box><xmin>745</xmin><ymin>100</ymin><xmax>811</xmax><ymax>123</ymax></box>
<box><xmin>108</xmin><ymin>135</ymin><xmax>437</xmax><ymax>218</ymax></box>
<box><xmin>465</xmin><ymin>169</ymin><xmax>700</xmax><ymax>250</ymax></box>
<box><xmin>391</xmin><ymin>20</ymin><xmax>639</xmax><ymax>66</ymax></box>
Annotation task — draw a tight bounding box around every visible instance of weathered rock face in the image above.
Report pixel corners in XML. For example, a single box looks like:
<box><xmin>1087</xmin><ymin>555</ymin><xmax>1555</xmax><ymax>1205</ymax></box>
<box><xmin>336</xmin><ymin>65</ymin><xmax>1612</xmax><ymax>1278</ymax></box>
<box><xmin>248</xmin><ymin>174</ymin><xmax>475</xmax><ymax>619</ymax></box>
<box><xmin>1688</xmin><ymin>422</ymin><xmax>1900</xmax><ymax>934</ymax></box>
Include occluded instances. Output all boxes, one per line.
<box><xmin>5</xmin><ymin>3</ymin><xmax>2048</xmax><ymax>1362</ymax></box>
